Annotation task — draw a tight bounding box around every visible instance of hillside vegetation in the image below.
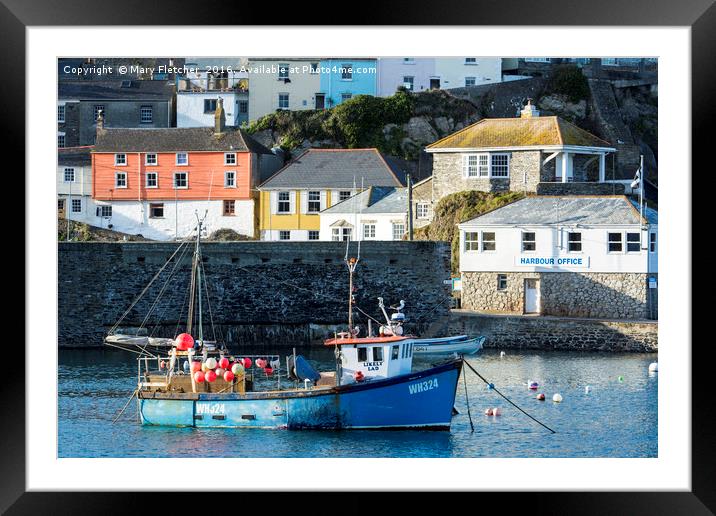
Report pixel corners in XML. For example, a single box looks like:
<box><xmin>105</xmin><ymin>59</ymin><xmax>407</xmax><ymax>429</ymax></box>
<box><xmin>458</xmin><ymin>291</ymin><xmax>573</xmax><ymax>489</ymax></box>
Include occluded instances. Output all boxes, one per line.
<box><xmin>414</xmin><ymin>191</ymin><xmax>525</xmax><ymax>273</ymax></box>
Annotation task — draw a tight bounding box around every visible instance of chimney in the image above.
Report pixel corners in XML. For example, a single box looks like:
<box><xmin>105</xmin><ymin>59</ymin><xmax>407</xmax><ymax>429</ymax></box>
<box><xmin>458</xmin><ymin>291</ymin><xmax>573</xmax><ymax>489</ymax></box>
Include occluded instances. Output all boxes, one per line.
<box><xmin>520</xmin><ymin>98</ymin><xmax>540</xmax><ymax>118</ymax></box>
<box><xmin>96</xmin><ymin>109</ymin><xmax>105</xmax><ymax>134</ymax></box>
<box><xmin>214</xmin><ymin>97</ymin><xmax>226</xmax><ymax>135</ymax></box>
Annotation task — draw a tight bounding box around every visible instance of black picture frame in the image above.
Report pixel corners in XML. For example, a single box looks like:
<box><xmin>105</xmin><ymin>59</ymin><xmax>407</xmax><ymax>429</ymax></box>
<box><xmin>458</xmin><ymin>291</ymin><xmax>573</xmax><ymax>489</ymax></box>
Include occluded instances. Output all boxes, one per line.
<box><xmin>5</xmin><ymin>0</ymin><xmax>707</xmax><ymax>513</ymax></box>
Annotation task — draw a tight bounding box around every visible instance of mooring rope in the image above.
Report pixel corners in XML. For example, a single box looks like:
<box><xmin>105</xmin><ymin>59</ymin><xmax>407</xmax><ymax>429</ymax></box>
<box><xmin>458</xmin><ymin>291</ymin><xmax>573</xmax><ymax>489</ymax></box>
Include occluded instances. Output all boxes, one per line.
<box><xmin>462</xmin><ymin>360</ymin><xmax>474</xmax><ymax>433</ymax></box>
<box><xmin>112</xmin><ymin>388</ymin><xmax>139</xmax><ymax>424</ymax></box>
<box><xmin>461</xmin><ymin>356</ymin><xmax>556</xmax><ymax>434</ymax></box>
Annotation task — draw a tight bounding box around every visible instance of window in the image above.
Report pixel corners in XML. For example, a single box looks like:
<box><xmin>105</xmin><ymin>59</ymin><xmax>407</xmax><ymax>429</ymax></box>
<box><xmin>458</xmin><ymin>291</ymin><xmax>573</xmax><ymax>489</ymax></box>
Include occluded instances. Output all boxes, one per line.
<box><xmin>464</xmin><ymin>231</ymin><xmax>479</xmax><ymax>251</ymax></box>
<box><xmin>145</xmin><ymin>153</ymin><xmax>157</xmax><ymax>165</ymax></box>
<box><xmin>332</xmin><ymin>227</ymin><xmax>352</xmax><ymax>241</ymax></box>
<box><xmin>341</xmin><ymin>93</ymin><xmax>352</xmax><ymax>102</ymax></box>
<box><xmin>278</xmin><ymin>63</ymin><xmax>289</xmax><ymax>79</ymax></box>
<box><xmin>341</xmin><ymin>64</ymin><xmax>353</xmax><ymax>80</ymax></box>
<box><xmin>568</xmin><ymin>232</ymin><xmax>582</xmax><ymax>252</ymax></box>
<box><xmin>57</xmin><ymin>104</ymin><xmax>65</xmax><ymax>123</ymax></box>
<box><xmin>225</xmin><ymin>153</ymin><xmax>236</xmax><ymax>165</ymax></box>
<box><xmin>482</xmin><ymin>231</ymin><xmax>496</xmax><ymax>251</ymax></box>
<box><xmin>277</xmin><ymin>191</ymin><xmax>291</xmax><ymax>213</ymax></box>
<box><xmin>149</xmin><ymin>203</ymin><xmax>164</xmax><ymax>218</ymax></box>
<box><xmin>522</xmin><ymin>232</ymin><xmax>536</xmax><ymax>252</ymax></box>
<box><xmin>491</xmin><ymin>154</ymin><xmax>509</xmax><ymax>177</ymax></box>
<box><xmin>97</xmin><ymin>205</ymin><xmax>112</xmax><ymax>217</ymax></box>
<box><xmin>649</xmin><ymin>232</ymin><xmax>657</xmax><ymax>253</ymax></box>
<box><xmin>176</xmin><ymin>153</ymin><xmax>188</xmax><ymax>165</ymax></box>
<box><xmin>416</xmin><ymin>203</ymin><xmax>429</xmax><ymax>219</ymax></box>
<box><xmin>225</xmin><ymin>171</ymin><xmax>236</xmax><ymax>188</ymax></box>
<box><xmin>279</xmin><ymin>230</ymin><xmax>291</xmax><ymax>241</ymax></box>
<box><xmin>307</xmin><ymin>191</ymin><xmax>321</xmax><ymax>213</ymax></box>
<box><xmin>57</xmin><ymin>134</ymin><xmax>65</xmax><ymax>148</ymax></box>
<box><xmin>465</xmin><ymin>77</ymin><xmax>476</xmax><ymax>87</ymax></box>
<box><xmin>71</xmin><ymin>199</ymin><xmax>82</xmax><ymax>213</ymax></box>
<box><xmin>58</xmin><ymin>199</ymin><xmax>65</xmax><ymax>212</ymax></box>
<box><xmin>497</xmin><ymin>274</ymin><xmax>507</xmax><ymax>291</ymax></box>
<box><xmin>278</xmin><ymin>93</ymin><xmax>289</xmax><ymax>110</ymax></box>
<box><xmin>238</xmin><ymin>100</ymin><xmax>248</xmax><ymax>114</ymax></box>
<box><xmin>94</xmin><ymin>105</ymin><xmax>104</xmax><ymax>121</ymax></box>
<box><xmin>626</xmin><ymin>232</ymin><xmax>641</xmax><ymax>252</ymax></box>
<box><xmin>363</xmin><ymin>224</ymin><xmax>376</xmax><ymax>239</ymax></box>
<box><xmin>372</xmin><ymin>346</ymin><xmax>383</xmax><ymax>362</ymax></box>
<box><xmin>391</xmin><ymin>345</ymin><xmax>400</xmax><ymax>360</ymax></box>
<box><xmin>608</xmin><ymin>232</ymin><xmax>623</xmax><ymax>253</ymax></box>
<box><xmin>174</xmin><ymin>172</ymin><xmax>188</xmax><ymax>189</ymax></box>
<box><xmin>115</xmin><ymin>154</ymin><xmax>127</xmax><ymax>166</ymax></box>
<box><xmin>223</xmin><ymin>200</ymin><xmax>235</xmax><ymax>216</ymax></box>
<box><xmin>465</xmin><ymin>57</ymin><xmax>477</xmax><ymax>64</ymax></box>
<box><xmin>339</xmin><ymin>190</ymin><xmax>352</xmax><ymax>202</ymax></box>
<box><xmin>310</xmin><ymin>62</ymin><xmax>319</xmax><ymax>74</ymax></box>
<box><xmin>464</xmin><ymin>154</ymin><xmax>489</xmax><ymax>177</ymax></box>
<box><xmin>403</xmin><ymin>76</ymin><xmax>414</xmax><ymax>90</ymax></box>
<box><xmin>115</xmin><ymin>172</ymin><xmax>127</xmax><ymax>188</ymax></box>
<box><xmin>204</xmin><ymin>99</ymin><xmax>217</xmax><ymax>113</ymax></box>
<box><xmin>63</xmin><ymin>168</ymin><xmax>75</xmax><ymax>182</ymax></box>
<box><xmin>358</xmin><ymin>347</ymin><xmax>367</xmax><ymax>362</ymax></box>
<box><xmin>308</xmin><ymin>230</ymin><xmax>320</xmax><ymax>241</ymax></box>
<box><xmin>140</xmin><ymin>106</ymin><xmax>153</xmax><ymax>123</ymax></box>
<box><xmin>146</xmin><ymin>172</ymin><xmax>158</xmax><ymax>188</ymax></box>
<box><xmin>392</xmin><ymin>222</ymin><xmax>405</xmax><ymax>241</ymax></box>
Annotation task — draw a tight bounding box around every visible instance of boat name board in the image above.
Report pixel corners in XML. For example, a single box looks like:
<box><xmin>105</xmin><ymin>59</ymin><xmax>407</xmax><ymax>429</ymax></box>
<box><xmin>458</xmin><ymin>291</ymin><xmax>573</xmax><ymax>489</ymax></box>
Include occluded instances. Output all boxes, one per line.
<box><xmin>408</xmin><ymin>378</ymin><xmax>439</xmax><ymax>395</ymax></box>
<box><xmin>362</xmin><ymin>361</ymin><xmax>383</xmax><ymax>371</ymax></box>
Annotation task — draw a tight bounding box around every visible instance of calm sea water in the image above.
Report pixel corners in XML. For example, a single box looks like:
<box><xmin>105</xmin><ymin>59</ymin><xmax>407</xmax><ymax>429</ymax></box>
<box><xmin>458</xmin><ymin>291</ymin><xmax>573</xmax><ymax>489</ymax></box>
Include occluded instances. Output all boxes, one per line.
<box><xmin>58</xmin><ymin>348</ymin><xmax>657</xmax><ymax>458</ymax></box>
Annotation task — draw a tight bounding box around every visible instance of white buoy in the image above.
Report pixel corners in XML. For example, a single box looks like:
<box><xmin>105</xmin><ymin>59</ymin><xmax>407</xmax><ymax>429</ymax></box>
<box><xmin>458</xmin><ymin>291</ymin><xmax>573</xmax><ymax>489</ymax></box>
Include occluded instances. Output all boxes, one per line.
<box><xmin>584</xmin><ymin>385</ymin><xmax>591</xmax><ymax>394</ymax></box>
<box><xmin>553</xmin><ymin>393</ymin><xmax>563</xmax><ymax>403</ymax></box>
<box><xmin>484</xmin><ymin>408</ymin><xmax>493</xmax><ymax>416</ymax></box>
<box><xmin>500</xmin><ymin>351</ymin><xmax>506</xmax><ymax>358</ymax></box>
<box><xmin>648</xmin><ymin>362</ymin><xmax>658</xmax><ymax>373</ymax></box>
<box><xmin>492</xmin><ymin>407</ymin><xmax>501</xmax><ymax>416</ymax></box>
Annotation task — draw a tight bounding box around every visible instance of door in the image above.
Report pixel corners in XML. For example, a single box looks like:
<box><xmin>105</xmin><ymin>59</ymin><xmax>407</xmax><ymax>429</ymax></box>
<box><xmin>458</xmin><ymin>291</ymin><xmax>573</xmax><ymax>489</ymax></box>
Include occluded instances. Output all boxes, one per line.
<box><xmin>524</xmin><ymin>278</ymin><xmax>540</xmax><ymax>314</ymax></box>
<box><xmin>58</xmin><ymin>198</ymin><xmax>66</xmax><ymax>219</ymax></box>
<box><xmin>315</xmin><ymin>94</ymin><xmax>325</xmax><ymax>109</ymax></box>
<box><xmin>429</xmin><ymin>78</ymin><xmax>441</xmax><ymax>89</ymax></box>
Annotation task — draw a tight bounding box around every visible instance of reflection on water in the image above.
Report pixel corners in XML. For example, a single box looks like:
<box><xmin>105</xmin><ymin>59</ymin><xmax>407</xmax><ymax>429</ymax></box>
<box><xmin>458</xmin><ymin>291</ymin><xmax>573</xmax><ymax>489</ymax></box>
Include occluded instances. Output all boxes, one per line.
<box><xmin>58</xmin><ymin>348</ymin><xmax>657</xmax><ymax>458</ymax></box>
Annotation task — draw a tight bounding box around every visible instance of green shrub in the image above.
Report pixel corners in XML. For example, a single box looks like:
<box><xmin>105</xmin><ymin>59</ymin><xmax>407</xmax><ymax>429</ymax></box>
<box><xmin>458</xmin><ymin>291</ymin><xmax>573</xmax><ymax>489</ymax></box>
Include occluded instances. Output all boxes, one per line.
<box><xmin>549</xmin><ymin>65</ymin><xmax>590</xmax><ymax>103</ymax></box>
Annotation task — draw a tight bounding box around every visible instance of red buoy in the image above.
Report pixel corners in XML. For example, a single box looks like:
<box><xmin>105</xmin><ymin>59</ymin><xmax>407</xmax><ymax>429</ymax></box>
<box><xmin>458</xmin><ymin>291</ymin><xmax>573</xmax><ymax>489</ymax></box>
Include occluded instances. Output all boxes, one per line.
<box><xmin>205</xmin><ymin>370</ymin><xmax>217</xmax><ymax>383</ymax></box>
<box><xmin>218</xmin><ymin>357</ymin><xmax>230</xmax><ymax>370</ymax></box>
<box><xmin>194</xmin><ymin>371</ymin><xmax>205</xmax><ymax>383</ymax></box>
<box><xmin>264</xmin><ymin>367</ymin><xmax>273</xmax><ymax>375</ymax></box>
<box><xmin>354</xmin><ymin>371</ymin><xmax>365</xmax><ymax>382</ymax></box>
<box><xmin>223</xmin><ymin>370</ymin><xmax>235</xmax><ymax>382</ymax></box>
<box><xmin>242</xmin><ymin>358</ymin><xmax>252</xmax><ymax>369</ymax></box>
<box><xmin>175</xmin><ymin>333</ymin><xmax>194</xmax><ymax>351</ymax></box>
<box><xmin>191</xmin><ymin>361</ymin><xmax>202</xmax><ymax>373</ymax></box>
<box><xmin>256</xmin><ymin>358</ymin><xmax>266</xmax><ymax>368</ymax></box>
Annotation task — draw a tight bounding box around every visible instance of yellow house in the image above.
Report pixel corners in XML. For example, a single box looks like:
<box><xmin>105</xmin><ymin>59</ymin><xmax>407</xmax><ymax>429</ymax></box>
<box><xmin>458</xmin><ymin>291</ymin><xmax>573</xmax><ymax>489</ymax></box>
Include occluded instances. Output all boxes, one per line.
<box><xmin>259</xmin><ymin>148</ymin><xmax>405</xmax><ymax>241</ymax></box>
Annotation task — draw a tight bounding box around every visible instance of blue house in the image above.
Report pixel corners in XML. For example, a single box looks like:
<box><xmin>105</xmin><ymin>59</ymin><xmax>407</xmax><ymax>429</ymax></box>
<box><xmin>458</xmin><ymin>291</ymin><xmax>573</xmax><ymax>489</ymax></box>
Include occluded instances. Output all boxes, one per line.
<box><xmin>319</xmin><ymin>58</ymin><xmax>377</xmax><ymax>108</ymax></box>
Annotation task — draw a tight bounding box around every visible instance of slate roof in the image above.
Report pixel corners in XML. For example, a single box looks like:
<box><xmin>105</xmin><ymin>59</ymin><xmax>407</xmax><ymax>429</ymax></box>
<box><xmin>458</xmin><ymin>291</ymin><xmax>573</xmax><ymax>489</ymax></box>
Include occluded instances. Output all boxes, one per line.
<box><xmin>58</xmin><ymin>146</ymin><xmax>93</xmax><ymax>166</ymax></box>
<box><xmin>427</xmin><ymin>116</ymin><xmax>613</xmax><ymax>150</ymax></box>
<box><xmin>322</xmin><ymin>187</ymin><xmax>408</xmax><ymax>215</ymax></box>
<box><xmin>460</xmin><ymin>196</ymin><xmax>657</xmax><ymax>226</ymax></box>
<box><xmin>259</xmin><ymin>149</ymin><xmax>405</xmax><ymax>189</ymax></box>
<box><xmin>58</xmin><ymin>80</ymin><xmax>175</xmax><ymax>101</ymax></box>
<box><xmin>93</xmin><ymin>127</ymin><xmax>274</xmax><ymax>154</ymax></box>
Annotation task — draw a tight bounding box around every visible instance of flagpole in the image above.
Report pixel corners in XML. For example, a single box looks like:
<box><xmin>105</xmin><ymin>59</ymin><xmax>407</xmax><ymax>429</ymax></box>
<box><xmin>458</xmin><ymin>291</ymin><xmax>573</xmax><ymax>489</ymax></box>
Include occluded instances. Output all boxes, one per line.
<box><xmin>639</xmin><ymin>155</ymin><xmax>644</xmax><ymax>228</ymax></box>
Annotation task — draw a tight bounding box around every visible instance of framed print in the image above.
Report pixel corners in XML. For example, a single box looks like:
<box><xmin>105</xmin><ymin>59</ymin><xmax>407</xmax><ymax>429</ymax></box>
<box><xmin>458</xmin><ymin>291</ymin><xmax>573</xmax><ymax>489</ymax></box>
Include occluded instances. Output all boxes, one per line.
<box><xmin>5</xmin><ymin>0</ymin><xmax>709</xmax><ymax>512</ymax></box>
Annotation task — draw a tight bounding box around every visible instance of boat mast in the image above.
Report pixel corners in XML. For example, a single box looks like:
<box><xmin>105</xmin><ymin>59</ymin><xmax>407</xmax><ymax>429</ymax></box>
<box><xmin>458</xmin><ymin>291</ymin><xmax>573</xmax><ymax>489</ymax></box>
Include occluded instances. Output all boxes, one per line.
<box><xmin>186</xmin><ymin>214</ymin><xmax>203</xmax><ymax>336</ymax></box>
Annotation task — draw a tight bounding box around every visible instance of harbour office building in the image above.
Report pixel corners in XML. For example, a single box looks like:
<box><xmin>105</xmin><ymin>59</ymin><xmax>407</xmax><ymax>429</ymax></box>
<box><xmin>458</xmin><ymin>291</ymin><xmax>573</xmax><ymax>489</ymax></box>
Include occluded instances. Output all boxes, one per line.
<box><xmin>457</xmin><ymin>196</ymin><xmax>658</xmax><ymax>320</ymax></box>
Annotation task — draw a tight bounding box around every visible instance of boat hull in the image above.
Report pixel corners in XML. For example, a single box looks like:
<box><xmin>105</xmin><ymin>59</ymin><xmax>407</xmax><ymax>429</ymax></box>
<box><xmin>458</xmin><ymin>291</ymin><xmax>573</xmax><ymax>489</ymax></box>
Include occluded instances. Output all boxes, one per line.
<box><xmin>413</xmin><ymin>336</ymin><xmax>485</xmax><ymax>355</ymax></box>
<box><xmin>139</xmin><ymin>360</ymin><xmax>462</xmax><ymax>430</ymax></box>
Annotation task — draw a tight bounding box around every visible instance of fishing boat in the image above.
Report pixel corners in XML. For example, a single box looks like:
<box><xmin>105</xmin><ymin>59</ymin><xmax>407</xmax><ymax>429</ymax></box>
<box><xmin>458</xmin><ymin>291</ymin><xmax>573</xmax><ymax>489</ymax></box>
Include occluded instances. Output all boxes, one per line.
<box><xmin>375</xmin><ymin>298</ymin><xmax>485</xmax><ymax>355</ymax></box>
<box><xmin>108</xmin><ymin>214</ymin><xmax>464</xmax><ymax>430</ymax></box>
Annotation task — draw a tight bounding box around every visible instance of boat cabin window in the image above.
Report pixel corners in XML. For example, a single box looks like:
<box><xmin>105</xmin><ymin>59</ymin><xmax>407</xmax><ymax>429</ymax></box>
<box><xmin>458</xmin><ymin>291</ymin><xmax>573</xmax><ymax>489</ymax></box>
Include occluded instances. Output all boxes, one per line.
<box><xmin>392</xmin><ymin>345</ymin><xmax>399</xmax><ymax>360</ymax></box>
<box><xmin>373</xmin><ymin>347</ymin><xmax>383</xmax><ymax>362</ymax></box>
<box><xmin>358</xmin><ymin>347</ymin><xmax>367</xmax><ymax>362</ymax></box>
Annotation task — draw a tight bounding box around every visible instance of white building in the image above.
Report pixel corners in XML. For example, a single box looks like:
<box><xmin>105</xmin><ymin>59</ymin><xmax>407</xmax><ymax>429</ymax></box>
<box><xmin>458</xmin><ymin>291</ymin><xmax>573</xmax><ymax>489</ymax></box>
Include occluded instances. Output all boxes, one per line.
<box><xmin>377</xmin><ymin>58</ymin><xmax>503</xmax><ymax>96</ymax></box>
<box><xmin>58</xmin><ymin>146</ymin><xmax>99</xmax><ymax>224</ymax></box>
<box><xmin>319</xmin><ymin>187</ymin><xmax>409</xmax><ymax>241</ymax></box>
<box><xmin>457</xmin><ymin>196</ymin><xmax>658</xmax><ymax>320</ymax></box>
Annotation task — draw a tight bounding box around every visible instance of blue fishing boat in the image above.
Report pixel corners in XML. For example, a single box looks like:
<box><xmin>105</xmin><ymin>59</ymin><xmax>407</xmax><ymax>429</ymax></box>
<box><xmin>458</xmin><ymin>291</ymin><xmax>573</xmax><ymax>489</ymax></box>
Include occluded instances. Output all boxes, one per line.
<box><xmin>107</xmin><ymin>215</ymin><xmax>463</xmax><ymax>430</ymax></box>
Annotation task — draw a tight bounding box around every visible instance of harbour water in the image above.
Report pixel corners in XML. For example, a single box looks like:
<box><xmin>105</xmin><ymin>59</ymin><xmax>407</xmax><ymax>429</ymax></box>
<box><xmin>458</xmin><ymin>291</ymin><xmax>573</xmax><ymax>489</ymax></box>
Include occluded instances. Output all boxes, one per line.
<box><xmin>58</xmin><ymin>348</ymin><xmax>657</xmax><ymax>458</ymax></box>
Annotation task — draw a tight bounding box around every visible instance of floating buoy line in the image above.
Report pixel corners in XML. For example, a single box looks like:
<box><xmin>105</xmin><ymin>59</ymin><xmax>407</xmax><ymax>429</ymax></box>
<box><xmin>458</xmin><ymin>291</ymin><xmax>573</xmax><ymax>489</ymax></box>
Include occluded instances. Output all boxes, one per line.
<box><xmin>460</xmin><ymin>357</ymin><xmax>556</xmax><ymax>434</ymax></box>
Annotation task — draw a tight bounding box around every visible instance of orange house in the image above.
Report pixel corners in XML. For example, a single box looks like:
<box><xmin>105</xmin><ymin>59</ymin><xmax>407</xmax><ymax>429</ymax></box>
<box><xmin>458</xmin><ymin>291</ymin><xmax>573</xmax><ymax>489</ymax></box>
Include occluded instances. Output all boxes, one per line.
<box><xmin>90</xmin><ymin>104</ymin><xmax>281</xmax><ymax>240</ymax></box>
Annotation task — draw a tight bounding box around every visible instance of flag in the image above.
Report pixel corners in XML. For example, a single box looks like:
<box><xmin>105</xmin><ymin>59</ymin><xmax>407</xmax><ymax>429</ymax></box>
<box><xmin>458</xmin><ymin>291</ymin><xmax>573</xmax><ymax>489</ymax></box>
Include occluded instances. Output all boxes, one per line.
<box><xmin>630</xmin><ymin>167</ymin><xmax>641</xmax><ymax>189</ymax></box>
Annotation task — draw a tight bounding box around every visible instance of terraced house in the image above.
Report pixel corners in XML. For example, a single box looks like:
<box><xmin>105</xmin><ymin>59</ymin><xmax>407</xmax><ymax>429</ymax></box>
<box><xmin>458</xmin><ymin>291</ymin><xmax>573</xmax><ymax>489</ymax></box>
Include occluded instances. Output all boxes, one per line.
<box><xmin>258</xmin><ymin>149</ymin><xmax>405</xmax><ymax>241</ymax></box>
<box><xmin>425</xmin><ymin>100</ymin><xmax>622</xmax><ymax>206</ymax></box>
<box><xmin>91</xmin><ymin>100</ymin><xmax>282</xmax><ymax>240</ymax></box>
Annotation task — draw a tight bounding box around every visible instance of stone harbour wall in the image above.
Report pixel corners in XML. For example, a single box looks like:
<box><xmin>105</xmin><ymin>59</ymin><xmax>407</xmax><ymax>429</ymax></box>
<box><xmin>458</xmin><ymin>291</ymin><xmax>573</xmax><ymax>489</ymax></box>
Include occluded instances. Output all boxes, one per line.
<box><xmin>58</xmin><ymin>241</ymin><xmax>452</xmax><ymax>348</ymax></box>
<box><xmin>462</xmin><ymin>271</ymin><xmax>657</xmax><ymax>320</ymax></box>
<box><xmin>426</xmin><ymin>310</ymin><xmax>657</xmax><ymax>352</ymax></box>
